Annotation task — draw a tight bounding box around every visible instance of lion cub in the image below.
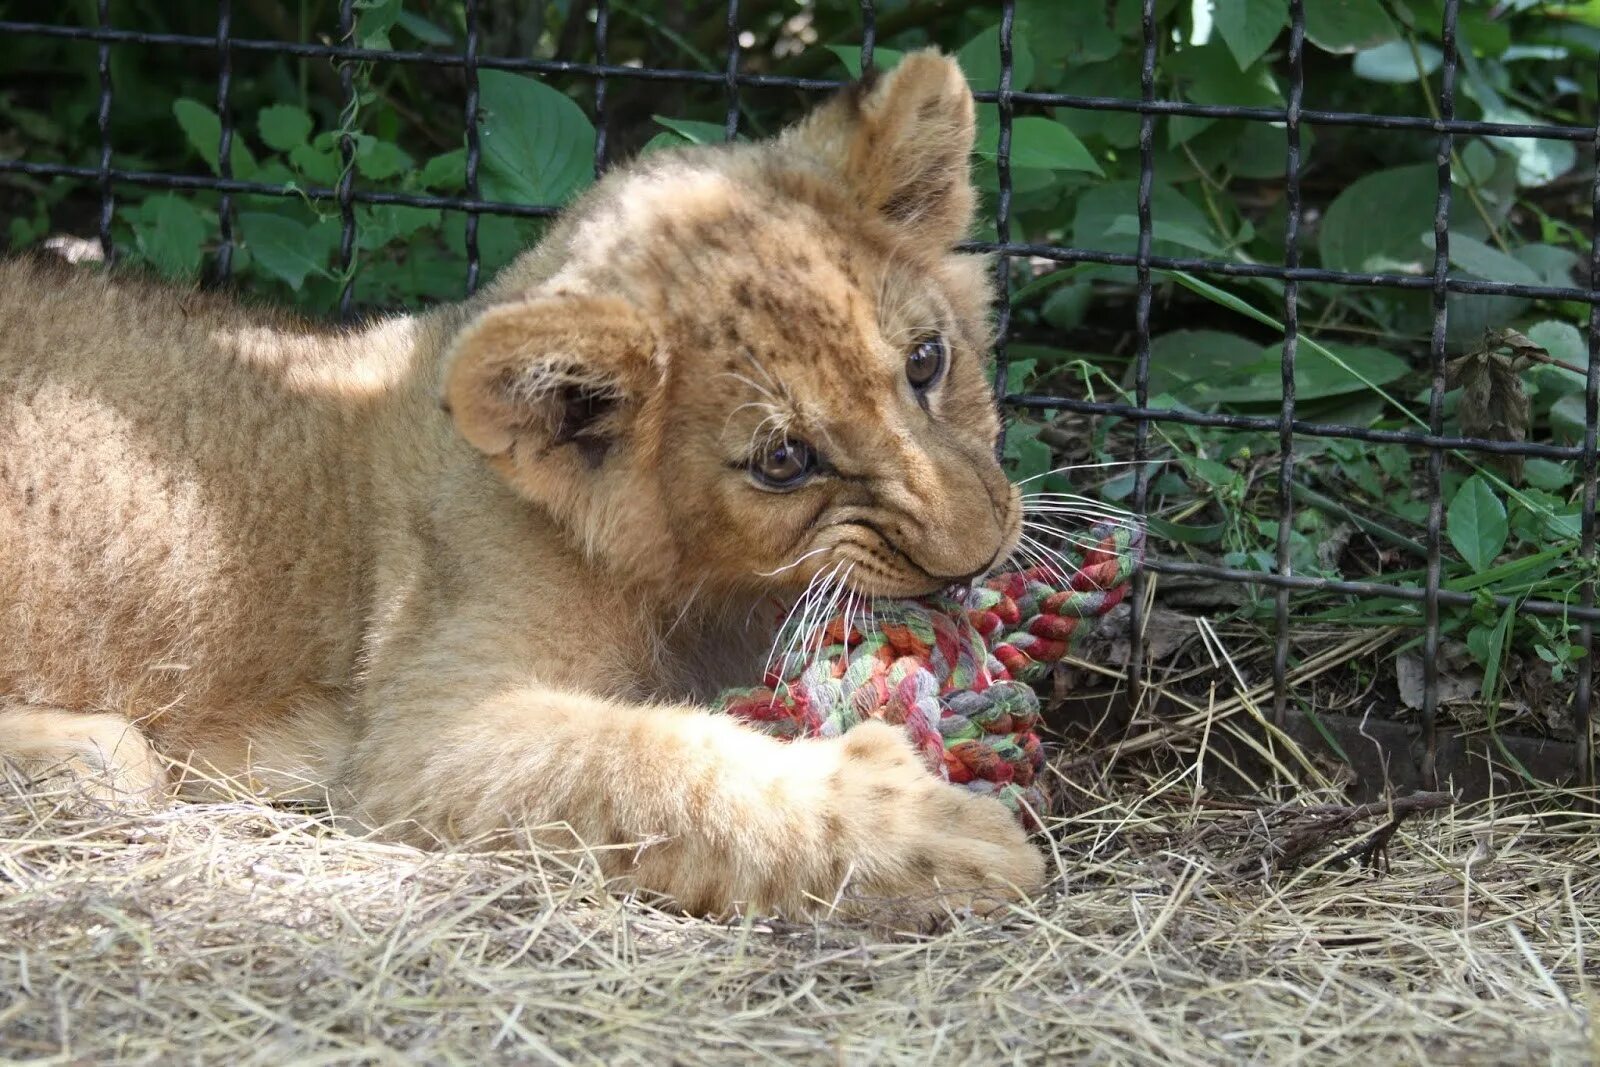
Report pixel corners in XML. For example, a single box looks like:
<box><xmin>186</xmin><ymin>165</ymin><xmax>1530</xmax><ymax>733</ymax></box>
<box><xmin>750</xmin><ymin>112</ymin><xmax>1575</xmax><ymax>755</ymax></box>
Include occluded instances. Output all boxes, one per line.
<box><xmin>0</xmin><ymin>51</ymin><xmax>1043</xmax><ymax>916</ymax></box>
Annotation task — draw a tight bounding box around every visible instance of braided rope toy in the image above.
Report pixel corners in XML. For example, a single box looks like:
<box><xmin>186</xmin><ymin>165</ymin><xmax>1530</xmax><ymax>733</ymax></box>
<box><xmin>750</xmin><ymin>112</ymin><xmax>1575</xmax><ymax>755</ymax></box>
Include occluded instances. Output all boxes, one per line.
<box><xmin>716</xmin><ymin>521</ymin><xmax>1145</xmax><ymax>827</ymax></box>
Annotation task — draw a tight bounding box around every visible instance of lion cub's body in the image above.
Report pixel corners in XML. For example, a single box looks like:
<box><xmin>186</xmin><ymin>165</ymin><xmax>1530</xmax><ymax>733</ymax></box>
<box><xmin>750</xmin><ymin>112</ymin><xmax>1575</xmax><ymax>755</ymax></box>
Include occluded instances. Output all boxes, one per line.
<box><xmin>0</xmin><ymin>263</ymin><xmax>713</xmax><ymax>773</ymax></box>
<box><xmin>0</xmin><ymin>53</ymin><xmax>1044</xmax><ymax>917</ymax></box>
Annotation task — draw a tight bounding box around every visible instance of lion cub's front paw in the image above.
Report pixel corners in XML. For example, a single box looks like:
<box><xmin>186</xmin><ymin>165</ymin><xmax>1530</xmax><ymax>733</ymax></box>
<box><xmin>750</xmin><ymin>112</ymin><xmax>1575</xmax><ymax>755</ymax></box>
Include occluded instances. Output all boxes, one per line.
<box><xmin>827</xmin><ymin>721</ymin><xmax>1045</xmax><ymax>915</ymax></box>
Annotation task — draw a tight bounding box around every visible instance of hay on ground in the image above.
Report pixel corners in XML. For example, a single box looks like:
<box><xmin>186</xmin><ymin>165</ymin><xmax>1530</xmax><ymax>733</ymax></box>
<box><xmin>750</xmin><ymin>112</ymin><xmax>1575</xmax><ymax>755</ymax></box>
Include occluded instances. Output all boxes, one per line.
<box><xmin>2</xmin><ymin>751</ymin><xmax>1596</xmax><ymax>1066</ymax></box>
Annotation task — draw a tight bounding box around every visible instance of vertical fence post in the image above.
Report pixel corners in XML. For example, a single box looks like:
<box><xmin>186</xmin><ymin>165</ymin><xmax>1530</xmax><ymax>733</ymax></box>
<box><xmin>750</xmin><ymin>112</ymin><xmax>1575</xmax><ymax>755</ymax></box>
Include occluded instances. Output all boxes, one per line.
<box><xmin>462</xmin><ymin>0</ymin><xmax>482</xmax><ymax>296</ymax></box>
<box><xmin>593</xmin><ymin>0</ymin><xmax>610</xmax><ymax>176</ymax></box>
<box><xmin>335</xmin><ymin>0</ymin><xmax>358</xmax><ymax>319</ymax></box>
<box><xmin>1127</xmin><ymin>0</ymin><xmax>1159</xmax><ymax>708</ymax></box>
<box><xmin>1419</xmin><ymin>2</ymin><xmax>1461</xmax><ymax>790</ymax></box>
<box><xmin>1272</xmin><ymin>0</ymin><xmax>1307</xmax><ymax>732</ymax></box>
<box><xmin>212</xmin><ymin>0</ymin><xmax>235</xmax><ymax>283</ymax></box>
<box><xmin>94</xmin><ymin>0</ymin><xmax>114</xmax><ymax>263</ymax></box>
<box><xmin>1575</xmin><ymin>60</ymin><xmax>1600</xmax><ymax>790</ymax></box>
<box><xmin>722</xmin><ymin>0</ymin><xmax>742</xmax><ymax>141</ymax></box>
<box><xmin>991</xmin><ymin>0</ymin><xmax>1015</xmax><ymax>433</ymax></box>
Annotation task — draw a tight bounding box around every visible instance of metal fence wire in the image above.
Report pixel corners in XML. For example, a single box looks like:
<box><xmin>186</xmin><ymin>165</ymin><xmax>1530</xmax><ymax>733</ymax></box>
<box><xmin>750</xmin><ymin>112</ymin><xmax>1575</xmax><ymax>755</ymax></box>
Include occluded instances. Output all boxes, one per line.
<box><xmin>1</xmin><ymin>1</ymin><xmax>1597</xmax><ymax>787</ymax></box>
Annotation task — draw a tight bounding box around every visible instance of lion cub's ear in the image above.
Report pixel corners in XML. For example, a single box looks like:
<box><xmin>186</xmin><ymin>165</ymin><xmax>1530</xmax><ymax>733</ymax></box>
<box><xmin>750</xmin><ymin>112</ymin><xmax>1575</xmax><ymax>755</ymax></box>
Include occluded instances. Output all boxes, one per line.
<box><xmin>786</xmin><ymin>49</ymin><xmax>977</xmax><ymax>247</ymax></box>
<box><xmin>444</xmin><ymin>295</ymin><xmax>659</xmax><ymax>468</ymax></box>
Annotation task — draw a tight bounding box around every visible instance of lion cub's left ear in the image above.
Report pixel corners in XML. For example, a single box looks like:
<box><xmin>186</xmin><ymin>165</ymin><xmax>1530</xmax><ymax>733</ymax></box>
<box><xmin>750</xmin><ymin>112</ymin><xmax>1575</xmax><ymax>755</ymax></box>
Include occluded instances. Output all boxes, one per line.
<box><xmin>786</xmin><ymin>49</ymin><xmax>977</xmax><ymax>248</ymax></box>
<box><xmin>444</xmin><ymin>295</ymin><xmax>660</xmax><ymax>470</ymax></box>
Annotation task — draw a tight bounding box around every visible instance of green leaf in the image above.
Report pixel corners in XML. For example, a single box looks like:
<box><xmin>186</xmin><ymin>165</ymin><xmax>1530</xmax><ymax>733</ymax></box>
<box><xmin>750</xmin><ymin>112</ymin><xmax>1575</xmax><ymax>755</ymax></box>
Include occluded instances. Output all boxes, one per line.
<box><xmin>1145</xmin><ymin>516</ymin><xmax>1226</xmax><ymax>545</ymax></box>
<box><xmin>1214</xmin><ymin>0</ymin><xmax>1288</xmax><ymax>69</ymax></box>
<box><xmin>173</xmin><ymin>98</ymin><xmax>255</xmax><ymax>177</ymax></box>
<box><xmin>419</xmin><ymin>148</ymin><xmax>466</xmax><ymax>190</ymax></box>
<box><xmin>1514</xmin><ymin>244</ymin><xmax>1581</xmax><ymax>288</ymax></box>
<box><xmin>825</xmin><ymin>45</ymin><xmax>905</xmax><ymax>78</ymax></box>
<box><xmin>477</xmin><ymin>70</ymin><xmax>596</xmax><ymax>207</ymax></box>
<box><xmin>1305</xmin><ymin>0</ymin><xmax>1399</xmax><ymax>54</ymax></box>
<box><xmin>130</xmin><ymin>194</ymin><xmax>205</xmax><ymax>278</ymax></box>
<box><xmin>395</xmin><ymin>10</ymin><xmax>453</xmax><ymax>46</ymax></box>
<box><xmin>1551</xmin><ymin>394</ymin><xmax>1589</xmax><ymax>443</ymax></box>
<box><xmin>355</xmin><ymin>0</ymin><xmax>401</xmax><ymax>48</ymax></box>
<box><xmin>1103</xmin><ymin>216</ymin><xmax>1221</xmax><ymax>254</ymax></box>
<box><xmin>258</xmin><ymin>104</ymin><xmax>312</xmax><ymax>151</ymax></box>
<box><xmin>1352</xmin><ymin>40</ymin><xmax>1441</xmax><ymax>83</ymax></box>
<box><xmin>1523</xmin><ymin>459</ymin><xmax>1574</xmax><ymax>491</ymax></box>
<box><xmin>1073</xmin><ymin>181</ymin><xmax>1215</xmax><ymax>262</ymax></box>
<box><xmin>1164</xmin><ymin>42</ymin><xmax>1282</xmax><ymax>145</ymax></box>
<box><xmin>1470</xmin><ymin>600</ymin><xmax>1517</xmax><ymax>700</ymax></box>
<box><xmin>356</xmin><ymin>139</ymin><xmax>414</xmax><ymax>181</ymax></box>
<box><xmin>1482</xmin><ymin>103</ymin><xmax>1577</xmax><ymax>187</ymax></box>
<box><xmin>238</xmin><ymin>212</ymin><xmax>336</xmax><ymax>290</ymax></box>
<box><xmin>1004</xmin><ymin>358</ymin><xmax>1038</xmax><ymax>393</ymax></box>
<box><xmin>1146</xmin><ymin>330</ymin><xmax>1263</xmax><ymax>398</ymax></box>
<box><xmin>1318</xmin><ymin>163</ymin><xmax>1437</xmax><ymax>274</ymax></box>
<box><xmin>1423</xmin><ymin>232</ymin><xmax>1543</xmax><ymax>288</ymax></box>
<box><xmin>289</xmin><ymin>142</ymin><xmax>341</xmax><ymax>185</ymax></box>
<box><xmin>1527</xmin><ymin>320</ymin><xmax>1587</xmax><ymax>371</ymax></box>
<box><xmin>1216</xmin><ymin>343</ymin><xmax>1411</xmax><ymax>405</ymax></box>
<box><xmin>958</xmin><ymin>24</ymin><xmax>1036</xmax><ymax>92</ymax></box>
<box><xmin>1447</xmin><ymin>474</ymin><xmax>1508</xmax><ymax>573</ymax></box>
<box><xmin>1003</xmin><ymin>421</ymin><xmax>1053</xmax><ymax>483</ymax></box>
<box><xmin>653</xmin><ymin>115</ymin><xmax>733</xmax><ymax>145</ymax></box>
<box><xmin>975</xmin><ymin>117</ymin><xmax>1101</xmax><ymax>174</ymax></box>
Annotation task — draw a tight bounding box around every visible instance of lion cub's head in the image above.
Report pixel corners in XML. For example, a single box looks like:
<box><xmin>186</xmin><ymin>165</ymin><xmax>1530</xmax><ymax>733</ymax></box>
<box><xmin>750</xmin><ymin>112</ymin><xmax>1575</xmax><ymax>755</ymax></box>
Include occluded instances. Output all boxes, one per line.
<box><xmin>443</xmin><ymin>51</ymin><xmax>1019</xmax><ymax>600</ymax></box>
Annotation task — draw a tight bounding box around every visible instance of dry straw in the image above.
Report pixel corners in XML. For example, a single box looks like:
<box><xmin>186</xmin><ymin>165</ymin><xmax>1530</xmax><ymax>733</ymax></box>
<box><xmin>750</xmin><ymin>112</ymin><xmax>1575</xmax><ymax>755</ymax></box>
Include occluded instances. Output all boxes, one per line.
<box><xmin>3</xmin><ymin>730</ymin><xmax>1596</xmax><ymax>1066</ymax></box>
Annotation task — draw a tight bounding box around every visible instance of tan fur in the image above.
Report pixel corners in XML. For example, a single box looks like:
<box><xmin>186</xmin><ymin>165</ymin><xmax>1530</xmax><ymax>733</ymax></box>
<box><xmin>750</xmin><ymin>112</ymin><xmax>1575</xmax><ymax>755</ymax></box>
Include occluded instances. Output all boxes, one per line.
<box><xmin>0</xmin><ymin>52</ymin><xmax>1040</xmax><ymax>916</ymax></box>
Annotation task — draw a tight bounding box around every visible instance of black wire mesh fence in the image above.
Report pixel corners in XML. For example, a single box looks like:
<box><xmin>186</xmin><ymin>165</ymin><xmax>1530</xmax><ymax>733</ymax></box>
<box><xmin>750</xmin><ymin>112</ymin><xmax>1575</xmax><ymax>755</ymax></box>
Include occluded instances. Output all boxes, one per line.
<box><xmin>1</xmin><ymin>1</ymin><xmax>1596</xmax><ymax>786</ymax></box>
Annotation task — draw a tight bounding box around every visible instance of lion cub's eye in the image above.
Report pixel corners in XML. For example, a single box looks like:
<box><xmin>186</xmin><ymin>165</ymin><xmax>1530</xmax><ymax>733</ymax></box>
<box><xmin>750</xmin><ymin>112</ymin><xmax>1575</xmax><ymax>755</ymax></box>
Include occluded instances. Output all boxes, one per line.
<box><xmin>906</xmin><ymin>333</ymin><xmax>947</xmax><ymax>391</ymax></box>
<box><xmin>750</xmin><ymin>438</ymin><xmax>816</xmax><ymax>490</ymax></box>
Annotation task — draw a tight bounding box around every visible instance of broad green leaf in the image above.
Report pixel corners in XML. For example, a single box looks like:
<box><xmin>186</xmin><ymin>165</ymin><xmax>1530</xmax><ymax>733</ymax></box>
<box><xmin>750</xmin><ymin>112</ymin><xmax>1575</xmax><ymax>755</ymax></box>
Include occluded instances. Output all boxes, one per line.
<box><xmin>1164</xmin><ymin>42</ymin><xmax>1282</xmax><ymax>146</ymax></box>
<box><xmin>356</xmin><ymin>0</ymin><xmax>401</xmax><ymax>48</ymax></box>
<box><xmin>1073</xmin><ymin>181</ymin><xmax>1215</xmax><ymax>262</ymax></box>
<box><xmin>130</xmin><ymin>194</ymin><xmax>205</xmax><ymax>278</ymax></box>
<box><xmin>356</xmin><ymin>140</ymin><xmax>414</xmax><ymax>181</ymax></box>
<box><xmin>1527</xmin><ymin>320</ymin><xmax>1587</xmax><ymax>368</ymax></box>
<box><xmin>653</xmin><ymin>115</ymin><xmax>734</xmax><ymax>145</ymax></box>
<box><xmin>638</xmin><ymin>131</ymin><xmax>690</xmax><ymax>156</ymax></box>
<box><xmin>1523</xmin><ymin>459</ymin><xmax>1575</xmax><ymax>491</ymax></box>
<box><xmin>1305</xmin><ymin>0</ymin><xmax>1399</xmax><ymax>54</ymax></box>
<box><xmin>825</xmin><ymin>45</ymin><xmax>905</xmax><ymax>78</ymax></box>
<box><xmin>976</xmin><ymin>117</ymin><xmax>1101</xmax><ymax>174</ymax></box>
<box><xmin>238</xmin><ymin>212</ymin><xmax>336</xmax><ymax>290</ymax></box>
<box><xmin>1318</xmin><ymin>163</ymin><xmax>1437</xmax><ymax>274</ymax></box>
<box><xmin>1145</xmin><ymin>517</ymin><xmax>1226</xmax><ymax>545</ymax></box>
<box><xmin>1352</xmin><ymin>40</ymin><xmax>1441</xmax><ymax>83</ymax></box>
<box><xmin>395</xmin><ymin>10</ymin><xmax>453</xmax><ymax>46</ymax></box>
<box><xmin>1213</xmin><ymin>0</ymin><xmax>1287</xmax><ymax>69</ymax></box>
<box><xmin>289</xmin><ymin>142</ymin><xmax>341</xmax><ymax>185</ymax></box>
<box><xmin>173</xmin><ymin>98</ymin><xmax>256</xmax><ymax>177</ymax></box>
<box><xmin>1447</xmin><ymin>474</ymin><xmax>1508</xmax><ymax>573</ymax></box>
<box><xmin>1552</xmin><ymin>394</ymin><xmax>1589</xmax><ymax>443</ymax></box>
<box><xmin>258</xmin><ymin>104</ymin><xmax>312</xmax><ymax>151</ymax></box>
<box><xmin>1023</xmin><ymin>0</ymin><xmax>1120</xmax><ymax>64</ymax></box>
<box><xmin>419</xmin><ymin>148</ymin><xmax>466</xmax><ymax>190</ymax></box>
<box><xmin>1201</xmin><ymin>343</ymin><xmax>1411</xmax><ymax>405</ymax></box>
<box><xmin>1103</xmin><ymin>216</ymin><xmax>1221</xmax><ymax>254</ymax></box>
<box><xmin>1146</xmin><ymin>330</ymin><xmax>1263</xmax><ymax>398</ymax></box>
<box><xmin>958</xmin><ymin>24</ymin><xmax>1036</xmax><ymax>92</ymax></box>
<box><xmin>1482</xmin><ymin>103</ymin><xmax>1578</xmax><ymax>187</ymax></box>
<box><xmin>1514</xmin><ymin>244</ymin><xmax>1581</xmax><ymax>287</ymax></box>
<box><xmin>477</xmin><ymin>70</ymin><xmax>596</xmax><ymax>207</ymax></box>
<box><xmin>1422</xmin><ymin>232</ymin><xmax>1543</xmax><ymax>288</ymax></box>
<box><xmin>1004</xmin><ymin>358</ymin><xmax>1038</xmax><ymax>393</ymax></box>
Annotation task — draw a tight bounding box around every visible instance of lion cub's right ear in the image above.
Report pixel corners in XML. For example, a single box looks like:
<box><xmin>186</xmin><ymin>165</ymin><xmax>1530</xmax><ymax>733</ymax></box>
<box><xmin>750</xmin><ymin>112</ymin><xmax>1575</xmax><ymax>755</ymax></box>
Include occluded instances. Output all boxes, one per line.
<box><xmin>443</xmin><ymin>296</ymin><xmax>660</xmax><ymax>470</ymax></box>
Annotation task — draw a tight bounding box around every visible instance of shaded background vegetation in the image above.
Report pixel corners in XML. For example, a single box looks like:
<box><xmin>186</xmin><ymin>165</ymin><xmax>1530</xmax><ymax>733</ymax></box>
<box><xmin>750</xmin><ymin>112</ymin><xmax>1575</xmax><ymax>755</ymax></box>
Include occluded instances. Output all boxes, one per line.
<box><xmin>1</xmin><ymin>0</ymin><xmax>1597</xmax><ymax>765</ymax></box>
